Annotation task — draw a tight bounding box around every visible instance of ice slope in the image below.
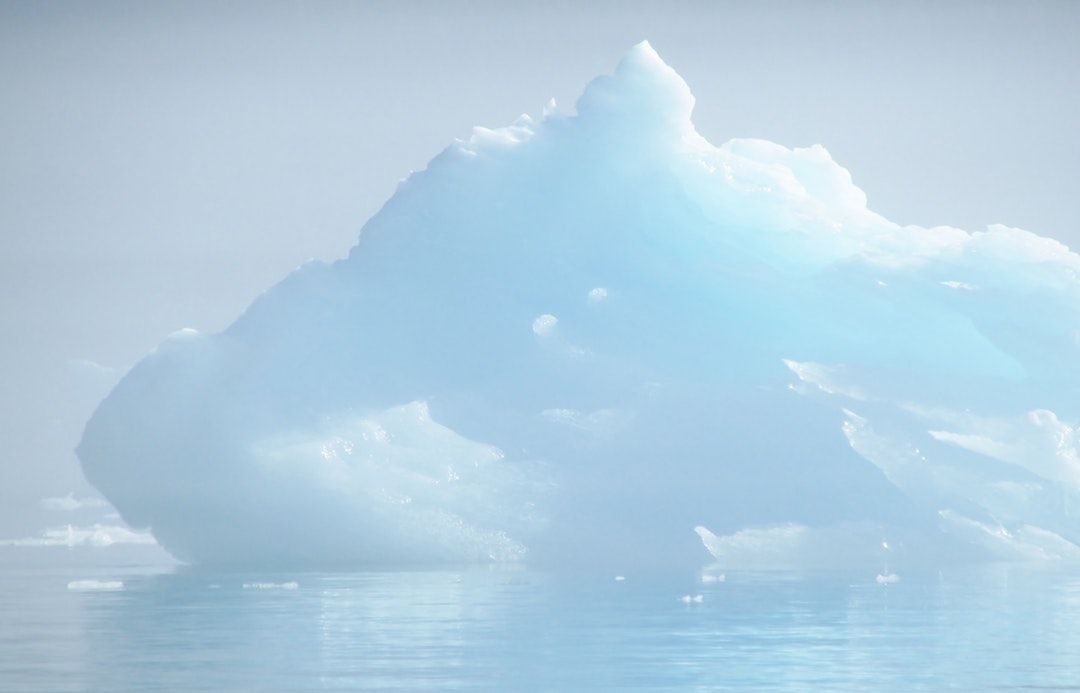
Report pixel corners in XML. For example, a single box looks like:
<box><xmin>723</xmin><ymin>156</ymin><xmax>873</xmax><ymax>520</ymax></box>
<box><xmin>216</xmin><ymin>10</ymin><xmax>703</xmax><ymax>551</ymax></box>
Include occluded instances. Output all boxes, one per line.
<box><xmin>78</xmin><ymin>42</ymin><xmax>1080</xmax><ymax>569</ymax></box>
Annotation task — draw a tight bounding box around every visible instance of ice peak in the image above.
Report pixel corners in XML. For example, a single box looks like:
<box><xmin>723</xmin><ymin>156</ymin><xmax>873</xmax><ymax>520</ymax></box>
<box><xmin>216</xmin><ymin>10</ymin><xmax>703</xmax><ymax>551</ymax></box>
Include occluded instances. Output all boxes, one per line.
<box><xmin>575</xmin><ymin>40</ymin><xmax>695</xmax><ymax>135</ymax></box>
<box><xmin>621</xmin><ymin>39</ymin><xmax>663</xmax><ymax>67</ymax></box>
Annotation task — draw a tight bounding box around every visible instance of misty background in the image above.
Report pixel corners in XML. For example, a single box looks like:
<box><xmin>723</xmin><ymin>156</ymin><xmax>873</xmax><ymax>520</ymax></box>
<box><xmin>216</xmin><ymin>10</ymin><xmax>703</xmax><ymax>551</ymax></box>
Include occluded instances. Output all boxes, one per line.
<box><xmin>1</xmin><ymin>0</ymin><xmax>1078</xmax><ymax>541</ymax></box>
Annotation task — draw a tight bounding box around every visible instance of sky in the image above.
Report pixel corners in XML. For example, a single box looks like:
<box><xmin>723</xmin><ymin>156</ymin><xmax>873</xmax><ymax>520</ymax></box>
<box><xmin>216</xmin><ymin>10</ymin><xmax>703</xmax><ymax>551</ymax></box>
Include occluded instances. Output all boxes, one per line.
<box><xmin>1</xmin><ymin>0</ymin><xmax>1078</xmax><ymax>540</ymax></box>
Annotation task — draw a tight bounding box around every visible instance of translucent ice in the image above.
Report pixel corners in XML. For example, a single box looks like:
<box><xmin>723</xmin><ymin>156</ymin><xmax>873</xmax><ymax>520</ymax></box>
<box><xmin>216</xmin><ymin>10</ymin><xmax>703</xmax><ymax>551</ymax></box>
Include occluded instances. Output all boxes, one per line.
<box><xmin>79</xmin><ymin>42</ymin><xmax>1080</xmax><ymax>570</ymax></box>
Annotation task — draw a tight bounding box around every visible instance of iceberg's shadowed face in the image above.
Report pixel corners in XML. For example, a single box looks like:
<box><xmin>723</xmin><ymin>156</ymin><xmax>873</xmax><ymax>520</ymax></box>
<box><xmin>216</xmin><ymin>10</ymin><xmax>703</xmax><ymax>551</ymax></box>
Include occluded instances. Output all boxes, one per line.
<box><xmin>78</xmin><ymin>42</ymin><xmax>1080</xmax><ymax>570</ymax></box>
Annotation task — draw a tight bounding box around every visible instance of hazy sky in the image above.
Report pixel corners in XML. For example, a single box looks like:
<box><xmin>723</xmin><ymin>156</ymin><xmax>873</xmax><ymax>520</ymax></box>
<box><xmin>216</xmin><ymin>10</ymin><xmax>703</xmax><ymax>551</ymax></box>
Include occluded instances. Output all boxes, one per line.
<box><xmin>1</xmin><ymin>0</ymin><xmax>1078</xmax><ymax>537</ymax></box>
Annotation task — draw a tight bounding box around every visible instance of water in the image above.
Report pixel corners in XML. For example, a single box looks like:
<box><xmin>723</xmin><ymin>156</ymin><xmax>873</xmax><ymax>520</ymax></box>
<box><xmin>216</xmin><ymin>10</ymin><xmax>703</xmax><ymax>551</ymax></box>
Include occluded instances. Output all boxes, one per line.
<box><xmin>2</xmin><ymin>562</ymin><xmax>1080</xmax><ymax>691</ymax></box>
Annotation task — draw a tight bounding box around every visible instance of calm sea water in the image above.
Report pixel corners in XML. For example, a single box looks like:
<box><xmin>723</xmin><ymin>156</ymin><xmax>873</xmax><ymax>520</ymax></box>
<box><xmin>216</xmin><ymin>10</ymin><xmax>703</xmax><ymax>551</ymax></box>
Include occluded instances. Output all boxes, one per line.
<box><xmin>2</xmin><ymin>561</ymin><xmax>1079</xmax><ymax>691</ymax></box>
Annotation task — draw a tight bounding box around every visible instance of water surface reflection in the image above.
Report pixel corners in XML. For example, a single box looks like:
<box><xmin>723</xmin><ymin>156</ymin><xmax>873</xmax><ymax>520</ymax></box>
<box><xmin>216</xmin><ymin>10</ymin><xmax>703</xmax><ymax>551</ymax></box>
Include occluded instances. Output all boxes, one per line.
<box><xmin>3</xmin><ymin>564</ymin><xmax>1080</xmax><ymax>691</ymax></box>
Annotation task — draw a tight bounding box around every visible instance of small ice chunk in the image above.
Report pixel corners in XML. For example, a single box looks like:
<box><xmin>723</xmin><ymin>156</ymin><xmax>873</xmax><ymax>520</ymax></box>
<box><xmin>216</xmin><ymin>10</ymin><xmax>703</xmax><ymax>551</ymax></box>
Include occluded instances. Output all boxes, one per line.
<box><xmin>876</xmin><ymin>573</ymin><xmax>900</xmax><ymax>584</ymax></box>
<box><xmin>701</xmin><ymin>574</ymin><xmax>725</xmax><ymax>583</ymax></box>
<box><xmin>242</xmin><ymin>581</ymin><xmax>299</xmax><ymax>590</ymax></box>
<box><xmin>587</xmin><ymin>287</ymin><xmax>609</xmax><ymax>305</ymax></box>
<box><xmin>67</xmin><ymin>580</ymin><xmax>124</xmax><ymax>592</ymax></box>
<box><xmin>678</xmin><ymin>594</ymin><xmax>704</xmax><ymax>603</ymax></box>
<box><xmin>614</xmin><ymin>575</ymin><xmax>626</xmax><ymax>582</ymax></box>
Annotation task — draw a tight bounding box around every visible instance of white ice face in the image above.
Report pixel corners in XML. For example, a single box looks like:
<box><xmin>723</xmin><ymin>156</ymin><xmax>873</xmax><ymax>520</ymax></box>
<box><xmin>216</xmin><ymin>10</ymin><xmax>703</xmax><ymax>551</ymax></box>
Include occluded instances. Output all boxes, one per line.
<box><xmin>78</xmin><ymin>42</ymin><xmax>1080</xmax><ymax>570</ymax></box>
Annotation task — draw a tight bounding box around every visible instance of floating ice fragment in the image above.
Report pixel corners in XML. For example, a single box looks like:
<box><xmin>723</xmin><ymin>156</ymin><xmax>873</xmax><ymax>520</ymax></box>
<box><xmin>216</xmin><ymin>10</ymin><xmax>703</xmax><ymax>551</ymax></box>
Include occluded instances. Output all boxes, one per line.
<box><xmin>614</xmin><ymin>575</ymin><xmax>626</xmax><ymax>582</ymax></box>
<box><xmin>242</xmin><ymin>581</ymin><xmax>299</xmax><ymax>590</ymax></box>
<box><xmin>67</xmin><ymin>580</ymin><xmax>124</xmax><ymax>592</ymax></box>
<box><xmin>587</xmin><ymin>287</ymin><xmax>609</xmax><ymax>305</ymax></box>
<box><xmin>0</xmin><ymin>524</ymin><xmax>156</xmax><ymax>548</ymax></box>
<box><xmin>876</xmin><ymin>573</ymin><xmax>900</xmax><ymax>585</ymax></box>
<box><xmin>701</xmin><ymin>574</ymin><xmax>725</xmax><ymax>583</ymax></box>
<box><xmin>678</xmin><ymin>594</ymin><xmax>704</xmax><ymax>603</ymax></box>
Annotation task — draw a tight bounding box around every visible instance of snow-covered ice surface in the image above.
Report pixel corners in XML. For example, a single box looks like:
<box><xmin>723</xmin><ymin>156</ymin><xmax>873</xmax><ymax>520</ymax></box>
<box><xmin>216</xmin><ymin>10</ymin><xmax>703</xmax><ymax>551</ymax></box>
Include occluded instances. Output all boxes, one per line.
<box><xmin>79</xmin><ymin>43</ymin><xmax>1080</xmax><ymax>570</ymax></box>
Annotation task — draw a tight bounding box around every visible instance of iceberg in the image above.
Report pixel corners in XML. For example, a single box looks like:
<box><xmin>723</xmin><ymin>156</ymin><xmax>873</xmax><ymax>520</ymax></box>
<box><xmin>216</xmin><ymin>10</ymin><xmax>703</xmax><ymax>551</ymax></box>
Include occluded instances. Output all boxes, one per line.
<box><xmin>78</xmin><ymin>42</ymin><xmax>1080</xmax><ymax>570</ymax></box>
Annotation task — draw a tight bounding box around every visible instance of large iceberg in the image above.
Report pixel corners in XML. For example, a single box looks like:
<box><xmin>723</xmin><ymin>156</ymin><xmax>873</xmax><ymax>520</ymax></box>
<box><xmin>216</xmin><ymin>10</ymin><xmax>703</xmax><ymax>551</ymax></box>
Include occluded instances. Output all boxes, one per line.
<box><xmin>78</xmin><ymin>42</ymin><xmax>1080</xmax><ymax>570</ymax></box>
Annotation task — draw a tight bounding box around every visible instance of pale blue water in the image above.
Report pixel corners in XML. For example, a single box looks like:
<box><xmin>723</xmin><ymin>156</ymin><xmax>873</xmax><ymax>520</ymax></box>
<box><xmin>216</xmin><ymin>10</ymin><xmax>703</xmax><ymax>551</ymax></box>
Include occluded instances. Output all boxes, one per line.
<box><xmin>2</xmin><ymin>563</ymin><xmax>1080</xmax><ymax>691</ymax></box>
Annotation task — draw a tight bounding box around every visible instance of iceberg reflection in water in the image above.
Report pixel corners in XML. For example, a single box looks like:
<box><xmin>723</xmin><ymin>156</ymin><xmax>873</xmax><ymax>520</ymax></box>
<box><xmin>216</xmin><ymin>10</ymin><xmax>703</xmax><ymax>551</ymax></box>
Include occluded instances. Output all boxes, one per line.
<box><xmin>2</xmin><ymin>564</ymin><xmax>1080</xmax><ymax>691</ymax></box>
